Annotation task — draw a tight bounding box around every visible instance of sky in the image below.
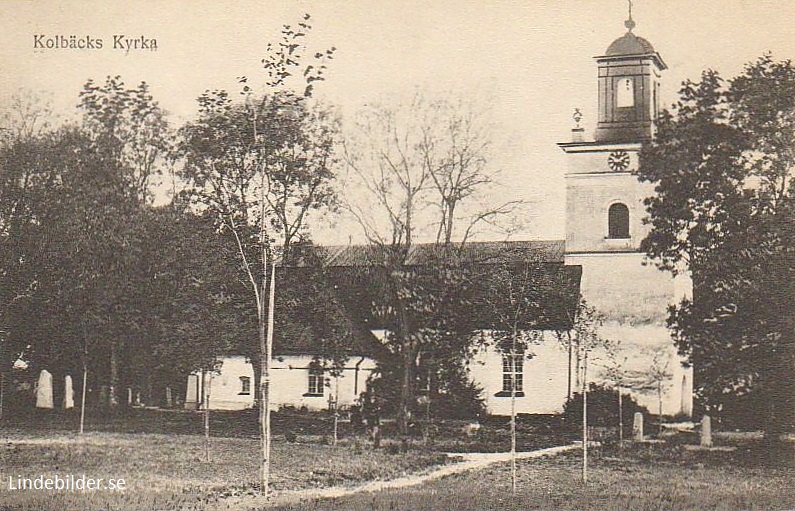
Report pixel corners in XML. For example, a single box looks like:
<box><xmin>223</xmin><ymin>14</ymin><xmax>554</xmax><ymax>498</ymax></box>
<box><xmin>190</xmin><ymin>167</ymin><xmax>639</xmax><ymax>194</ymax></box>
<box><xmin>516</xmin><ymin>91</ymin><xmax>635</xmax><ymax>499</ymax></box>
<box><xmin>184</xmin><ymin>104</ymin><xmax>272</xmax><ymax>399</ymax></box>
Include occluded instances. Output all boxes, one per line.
<box><xmin>1</xmin><ymin>0</ymin><xmax>794</xmax><ymax>244</ymax></box>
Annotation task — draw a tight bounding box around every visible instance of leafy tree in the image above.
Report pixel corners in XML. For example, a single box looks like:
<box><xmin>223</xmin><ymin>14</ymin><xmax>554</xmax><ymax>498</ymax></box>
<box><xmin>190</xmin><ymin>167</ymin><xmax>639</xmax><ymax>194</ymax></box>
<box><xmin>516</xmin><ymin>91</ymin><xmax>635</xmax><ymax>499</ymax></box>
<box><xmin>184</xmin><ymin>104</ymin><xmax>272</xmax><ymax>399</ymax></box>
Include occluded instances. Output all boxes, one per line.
<box><xmin>0</xmin><ymin>123</ymin><xmax>141</xmax><ymax>417</ymax></box>
<box><xmin>178</xmin><ymin>14</ymin><xmax>336</xmax><ymax>494</ymax></box>
<box><xmin>566</xmin><ymin>299</ymin><xmax>607</xmax><ymax>483</ymax></box>
<box><xmin>0</xmin><ymin>110</ymin><xmax>61</xmax><ymax>418</ymax></box>
<box><xmin>638</xmin><ymin>55</ymin><xmax>795</xmax><ymax>440</ymax></box>
<box><xmin>78</xmin><ymin>76</ymin><xmax>172</xmax><ymax>204</ymax></box>
<box><xmin>481</xmin><ymin>254</ymin><xmax>562</xmax><ymax>494</ymax></box>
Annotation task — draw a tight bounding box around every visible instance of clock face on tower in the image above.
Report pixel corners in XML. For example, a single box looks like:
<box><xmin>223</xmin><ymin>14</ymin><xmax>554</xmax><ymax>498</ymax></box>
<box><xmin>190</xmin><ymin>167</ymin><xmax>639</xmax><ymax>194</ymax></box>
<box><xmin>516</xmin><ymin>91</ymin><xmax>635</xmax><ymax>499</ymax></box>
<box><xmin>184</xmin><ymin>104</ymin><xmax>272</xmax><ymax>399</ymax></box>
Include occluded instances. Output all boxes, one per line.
<box><xmin>608</xmin><ymin>150</ymin><xmax>630</xmax><ymax>171</ymax></box>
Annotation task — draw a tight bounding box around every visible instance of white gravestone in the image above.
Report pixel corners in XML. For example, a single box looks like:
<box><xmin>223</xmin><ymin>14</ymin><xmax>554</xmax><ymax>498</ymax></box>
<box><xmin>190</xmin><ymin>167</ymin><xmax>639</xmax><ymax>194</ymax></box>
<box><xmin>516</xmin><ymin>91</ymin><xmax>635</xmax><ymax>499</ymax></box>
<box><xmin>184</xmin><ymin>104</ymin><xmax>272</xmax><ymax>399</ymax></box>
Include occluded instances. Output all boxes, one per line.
<box><xmin>633</xmin><ymin>412</ymin><xmax>644</xmax><ymax>441</ymax></box>
<box><xmin>63</xmin><ymin>375</ymin><xmax>74</xmax><ymax>409</ymax></box>
<box><xmin>35</xmin><ymin>370</ymin><xmax>54</xmax><ymax>409</ymax></box>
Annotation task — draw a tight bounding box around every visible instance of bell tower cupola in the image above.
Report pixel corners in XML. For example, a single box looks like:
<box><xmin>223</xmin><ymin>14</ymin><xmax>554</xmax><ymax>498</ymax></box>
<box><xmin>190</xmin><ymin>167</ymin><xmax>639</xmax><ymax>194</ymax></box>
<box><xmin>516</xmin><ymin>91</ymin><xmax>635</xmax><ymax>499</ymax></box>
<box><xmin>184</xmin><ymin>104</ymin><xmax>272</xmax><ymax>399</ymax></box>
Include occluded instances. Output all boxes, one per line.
<box><xmin>559</xmin><ymin>1</ymin><xmax>667</xmax><ymax>255</ymax></box>
<box><xmin>594</xmin><ymin>2</ymin><xmax>667</xmax><ymax>142</ymax></box>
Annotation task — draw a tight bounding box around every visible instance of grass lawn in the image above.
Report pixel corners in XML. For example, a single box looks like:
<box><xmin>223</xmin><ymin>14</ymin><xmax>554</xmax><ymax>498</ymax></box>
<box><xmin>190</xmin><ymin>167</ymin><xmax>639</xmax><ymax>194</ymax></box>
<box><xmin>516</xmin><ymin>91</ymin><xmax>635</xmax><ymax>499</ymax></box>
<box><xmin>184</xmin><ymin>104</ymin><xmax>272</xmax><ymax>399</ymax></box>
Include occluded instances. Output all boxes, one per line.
<box><xmin>0</xmin><ymin>430</ymin><xmax>448</xmax><ymax>511</ymax></box>
<box><xmin>272</xmin><ymin>441</ymin><xmax>795</xmax><ymax>511</ymax></box>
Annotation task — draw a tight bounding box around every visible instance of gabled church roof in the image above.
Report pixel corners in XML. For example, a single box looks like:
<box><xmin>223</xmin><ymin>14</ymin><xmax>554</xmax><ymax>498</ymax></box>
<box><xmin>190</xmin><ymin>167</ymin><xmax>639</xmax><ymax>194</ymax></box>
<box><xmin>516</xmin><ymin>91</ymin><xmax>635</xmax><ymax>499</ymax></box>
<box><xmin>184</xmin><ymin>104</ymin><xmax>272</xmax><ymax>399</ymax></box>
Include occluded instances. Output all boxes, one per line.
<box><xmin>291</xmin><ymin>240</ymin><xmax>566</xmax><ymax>267</ymax></box>
<box><xmin>269</xmin><ymin>240</ymin><xmax>580</xmax><ymax>359</ymax></box>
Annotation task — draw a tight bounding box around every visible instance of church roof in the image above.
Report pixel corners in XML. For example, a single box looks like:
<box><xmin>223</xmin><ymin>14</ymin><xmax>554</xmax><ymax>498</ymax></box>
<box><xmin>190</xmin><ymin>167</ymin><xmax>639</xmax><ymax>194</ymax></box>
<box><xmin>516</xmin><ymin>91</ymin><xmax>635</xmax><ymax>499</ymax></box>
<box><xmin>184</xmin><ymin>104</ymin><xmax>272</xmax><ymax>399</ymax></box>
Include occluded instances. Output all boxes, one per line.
<box><xmin>319</xmin><ymin>240</ymin><xmax>566</xmax><ymax>267</ymax></box>
<box><xmin>605</xmin><ymin>31</ymin><xmax>656</xmax><ymax>56</ymax></box>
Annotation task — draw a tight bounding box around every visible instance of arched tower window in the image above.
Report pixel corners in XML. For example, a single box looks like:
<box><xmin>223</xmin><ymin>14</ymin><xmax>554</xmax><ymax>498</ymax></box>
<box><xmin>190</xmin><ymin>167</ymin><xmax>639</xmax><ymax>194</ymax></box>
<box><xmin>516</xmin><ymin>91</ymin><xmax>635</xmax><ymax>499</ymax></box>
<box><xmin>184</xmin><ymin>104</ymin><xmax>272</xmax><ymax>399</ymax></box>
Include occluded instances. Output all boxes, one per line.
<box><xmin>616</xmin><ymin>78</ymin><xmax>634</xmax><ymax>108</ymax></box>
<box><xmin>608</xmin><ymin>203</ymin><xmax>630</xmax><ymax>239</ymax></box>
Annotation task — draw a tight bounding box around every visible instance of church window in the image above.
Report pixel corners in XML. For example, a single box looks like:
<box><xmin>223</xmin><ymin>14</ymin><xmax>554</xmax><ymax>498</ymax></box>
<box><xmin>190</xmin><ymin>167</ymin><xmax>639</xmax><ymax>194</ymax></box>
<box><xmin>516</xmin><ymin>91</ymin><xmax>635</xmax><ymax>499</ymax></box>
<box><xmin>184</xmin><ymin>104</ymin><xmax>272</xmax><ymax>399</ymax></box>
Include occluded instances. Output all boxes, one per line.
<box><xmin>501</xmin><ymin>351</ymin><xmax>524</xmax><ymax>394</ymax></box>
<box><xmin>307</xmin><ymin>364</ymin><xmax>325</xmax><ymax>396</ymax></box>
<box><xmin>617</xmin><ymin>78</ymin><xmax>634</xmax><ymax>108</ymax></box>
<box><xmin>608</xmin><ymin>203</ymin><xmax>630</xmax><ymax>239</ymax></box>
<box><xmin>239</xmin><ymin>376</ymin><xmax>251</xmax><ymax>395</ymax></box>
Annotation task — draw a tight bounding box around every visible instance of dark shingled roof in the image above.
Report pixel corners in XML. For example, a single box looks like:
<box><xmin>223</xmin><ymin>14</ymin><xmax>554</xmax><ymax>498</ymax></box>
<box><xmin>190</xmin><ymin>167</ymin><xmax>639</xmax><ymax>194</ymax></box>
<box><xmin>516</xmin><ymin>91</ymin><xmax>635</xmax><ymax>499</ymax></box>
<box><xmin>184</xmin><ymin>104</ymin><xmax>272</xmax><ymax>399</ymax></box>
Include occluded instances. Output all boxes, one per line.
<box><xmin>272</xmin><ymin>240</ymin><xmax>581</xmax><ymax>357</ymax></box>
<box><xmin>303</xmin><ymin>240</ymin><xmax>566</xmax><ymax>268</ymax></box>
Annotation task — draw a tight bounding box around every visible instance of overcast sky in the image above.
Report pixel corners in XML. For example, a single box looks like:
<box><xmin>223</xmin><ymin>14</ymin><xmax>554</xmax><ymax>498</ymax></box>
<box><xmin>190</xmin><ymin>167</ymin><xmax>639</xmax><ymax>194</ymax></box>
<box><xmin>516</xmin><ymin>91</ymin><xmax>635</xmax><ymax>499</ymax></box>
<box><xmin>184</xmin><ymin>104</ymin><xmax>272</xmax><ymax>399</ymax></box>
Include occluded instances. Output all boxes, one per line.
<box><xmin>1</xmin><ymin>0</ymin><xmax>794</xmax><ymax>243</ymax></box>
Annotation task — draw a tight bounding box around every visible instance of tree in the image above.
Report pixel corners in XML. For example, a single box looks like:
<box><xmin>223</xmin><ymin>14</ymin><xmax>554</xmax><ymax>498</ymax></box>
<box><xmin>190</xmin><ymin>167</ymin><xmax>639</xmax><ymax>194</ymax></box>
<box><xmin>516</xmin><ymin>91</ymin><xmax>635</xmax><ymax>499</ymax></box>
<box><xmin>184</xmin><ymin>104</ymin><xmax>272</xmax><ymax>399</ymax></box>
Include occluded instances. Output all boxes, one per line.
<box><xmin>638</xmin><ymin>55</ymin><xmax>795</xmax><ymax>441</ymax></box>
<box><xmin>178</xmin><ymin>14</ymin><xmax>336</xmax><ymax>495</ymax></box>
<box><xmin>343</xmin><ymin>93</ymin><xmax>521</xmax><ymax>435</ymax></box>
<box><xmin>78</xmin><ymin>76</ymin><xmax>172</xmax><ymax>204</ymax></box>
<box><xmin>0</xmin><ymin>100</ymin><xmax>60</xmax><ymax>418</ymax></box>
<box><xmin>597</xmin><ymin>338</ymin><xmax>632</xmax><ymax>442</ymax></box>
<box><xmin>481</xmin><ymin>254</ymin><xmax>560</xmax><ymax>494</ymax></box>
<box><xmin>2</xmin><ymin>123</ymin><xmax>144</xmax><ymax>418</ymax></box>
<box><xmin>0</xmin><ymin>90</ymin><xmax>55</xmax><ymax>149</ymax></box>
<box><xmin>625</xmin><ymin>346</ymin><xmax>673</xmax><ymax>435</ymax></box>
<box><xmin>566</xmin><ymin>300</ymin><xmax>606</xmax><ymax>484</ymax></box>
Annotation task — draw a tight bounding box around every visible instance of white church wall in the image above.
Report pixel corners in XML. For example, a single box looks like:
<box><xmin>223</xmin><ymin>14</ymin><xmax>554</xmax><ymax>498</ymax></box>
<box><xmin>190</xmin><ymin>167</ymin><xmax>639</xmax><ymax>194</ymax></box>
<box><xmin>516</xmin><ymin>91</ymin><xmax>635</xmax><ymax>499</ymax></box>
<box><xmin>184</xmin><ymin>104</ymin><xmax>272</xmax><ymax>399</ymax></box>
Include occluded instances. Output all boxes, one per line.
<box><xmin>566</xmin><ymin>252</ymin><xmax>677</xmax><ymax>324</ymax></box>
<box><xmin>590</xmin><ymin>323</ymin><xmax>693</xmax><ymax>417</ymax></box>
<box><xmin>469</xmin><ymin>334</ymin><xmax>570</xmax><ymax>416</ymax></box>
<box><xmin>186</xmin><ymin>355</ymin><xmax>377</xmax><ymax>411</ymax></box>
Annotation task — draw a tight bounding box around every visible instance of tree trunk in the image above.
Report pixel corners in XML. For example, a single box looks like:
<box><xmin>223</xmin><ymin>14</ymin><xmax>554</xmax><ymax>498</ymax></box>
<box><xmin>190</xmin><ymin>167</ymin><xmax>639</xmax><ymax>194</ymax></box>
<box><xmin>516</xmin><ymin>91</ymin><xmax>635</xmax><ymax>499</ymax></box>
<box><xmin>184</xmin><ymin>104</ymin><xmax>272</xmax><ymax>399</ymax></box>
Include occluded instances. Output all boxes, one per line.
<box><xmin>510</xmin><ymin>329</ymin><xmax>517</xmax><ymax>495</ymax></box>
<box><xmin>109</xmin><ymin>343</ymin><xmax>119</xmax><ymax>407</ymax></box>
<box><xmin>79</xmin><ymin>362</ymin><xmax>87</xmax><ymax>435</ymax></box>
<box><xmin>260</xmin><ymin>262</ymin><xmax>276</xmax><ymax>496</ymax></box>
<box><xmin>259</xmin><ymin>277</ymin><xmax>269</xmax><ymax>495</ymax></box>
<box><xmin>204</xmin><ymin>370</ymin><xmax>211</xmax><ymax>462</ymax></box>
<box><xmin>398</xmin><ymin>336</ymin><xmax>416</xmax><ymax>436</ymax></box>
<box><xmin>0</xmin><ymin>364</ymin><xmax>4</xmax><ymax>421</ymax></box>
<box><xmin>567</xmin><ymin>331</ymin><xmax>573</xmax><ymax>401</ymax></box>
<box><xmin>251</xmin><ymin>351</ymin><xmax>262</xmax><ymax>410</ymax></box>
<box><xmin>618</xmin><ymin>387</ymin><xmax>624</xmax><ymax>443</ymax></box>
<box><xmin>658</xmin><ymin>381</ymin><xmax>663</xmax><ymax>436</ymax></box>
<box><xmin>582</xmin><ymin>346</ymin><xmax>588</xmax><ymax>484</ymax></box>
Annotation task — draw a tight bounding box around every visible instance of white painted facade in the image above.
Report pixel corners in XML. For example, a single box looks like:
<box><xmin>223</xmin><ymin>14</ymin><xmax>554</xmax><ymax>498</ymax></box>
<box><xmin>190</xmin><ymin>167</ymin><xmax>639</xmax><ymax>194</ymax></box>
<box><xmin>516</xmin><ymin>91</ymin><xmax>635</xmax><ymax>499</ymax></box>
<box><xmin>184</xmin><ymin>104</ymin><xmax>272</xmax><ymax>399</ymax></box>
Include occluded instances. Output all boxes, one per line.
<box><xmin>185</xmin><ymin>355</ymin><xmax>377</xmax><ymax>411</ymax></box>
<box><xmin>469</xmin><ymin>334</ymin><xmax>571</xmax><ymax>415</ymax></box>
<box><xmin>467</xmin><ymin>324</ymin><xmax>692</xmax><ymax>417</ymax></box>
<box><xmin>557</xmin><ymin>23</ymin><xmax>694</xmax><ymax>417</ymax></box>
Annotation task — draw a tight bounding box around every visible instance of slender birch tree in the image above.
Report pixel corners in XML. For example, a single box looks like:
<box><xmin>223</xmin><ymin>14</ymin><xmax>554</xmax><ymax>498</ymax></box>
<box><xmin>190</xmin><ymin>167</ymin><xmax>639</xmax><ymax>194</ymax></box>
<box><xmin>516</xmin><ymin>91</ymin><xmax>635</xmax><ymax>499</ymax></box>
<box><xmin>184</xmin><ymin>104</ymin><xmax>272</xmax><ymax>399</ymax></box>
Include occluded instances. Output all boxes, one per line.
<box><xmin>179</xmin><ymin>14</ymin><xmax>336</xmax><ymax>495</ymax></box>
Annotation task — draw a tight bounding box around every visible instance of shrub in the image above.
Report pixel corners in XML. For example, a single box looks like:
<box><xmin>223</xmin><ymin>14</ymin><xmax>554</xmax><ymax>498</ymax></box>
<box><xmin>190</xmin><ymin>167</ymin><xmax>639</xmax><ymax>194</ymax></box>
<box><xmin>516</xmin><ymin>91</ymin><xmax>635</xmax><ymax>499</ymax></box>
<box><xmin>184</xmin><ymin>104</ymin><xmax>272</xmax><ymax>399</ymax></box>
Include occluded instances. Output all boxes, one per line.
<box><xmin>562</xmin><ymin>383</ymin><xmax>649</xmax><ymax>438</ymax></box>
<box><xmin>364</xmin><ymin>361</ymin><xmax>487</xmax><ymax>424</ymax></box>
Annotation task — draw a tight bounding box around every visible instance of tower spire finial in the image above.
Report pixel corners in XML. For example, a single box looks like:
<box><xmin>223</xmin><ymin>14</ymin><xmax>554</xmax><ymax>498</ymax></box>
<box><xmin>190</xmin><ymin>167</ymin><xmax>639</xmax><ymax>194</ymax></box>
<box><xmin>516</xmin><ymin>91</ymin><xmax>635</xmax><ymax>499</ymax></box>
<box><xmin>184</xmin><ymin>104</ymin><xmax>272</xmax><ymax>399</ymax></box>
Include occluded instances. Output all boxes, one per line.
<box><xmin>625</xmin><ymin>0</ymin><xmax>636</xmax><ymax>32</ymax></box>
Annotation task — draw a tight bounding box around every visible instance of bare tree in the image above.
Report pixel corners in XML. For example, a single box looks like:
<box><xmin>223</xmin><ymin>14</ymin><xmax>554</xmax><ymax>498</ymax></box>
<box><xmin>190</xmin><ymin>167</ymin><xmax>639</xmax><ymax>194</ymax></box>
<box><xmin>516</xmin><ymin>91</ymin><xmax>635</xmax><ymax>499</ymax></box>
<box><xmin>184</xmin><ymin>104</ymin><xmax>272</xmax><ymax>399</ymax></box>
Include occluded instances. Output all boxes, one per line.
<box><xmin>560</xmin><ymin>299</ymin><xmax>606</xmax><ymax>484</ymax></box>
<box><xmin>598</xmin><ymin>338</ymin><xmax>632</xmax><ymax>443</ymax></box>
<box><xmin>627</xmin><ymin>346</ymin><xmax>673</xmax><ymax>436</ymax></box>
<box><xmin>343</xmin><ymin>92</ymin><xmax>521</xmax><ymax>435</ymax></box>
<box><xmin>345</xmin><ymin>93</ymin><xmax>520</xmax><ymax>247</ymax></box>
<box><xmin>0</xmin><ymin>90</ymin><xmax>55</xmax><ymax>149</ymax></box>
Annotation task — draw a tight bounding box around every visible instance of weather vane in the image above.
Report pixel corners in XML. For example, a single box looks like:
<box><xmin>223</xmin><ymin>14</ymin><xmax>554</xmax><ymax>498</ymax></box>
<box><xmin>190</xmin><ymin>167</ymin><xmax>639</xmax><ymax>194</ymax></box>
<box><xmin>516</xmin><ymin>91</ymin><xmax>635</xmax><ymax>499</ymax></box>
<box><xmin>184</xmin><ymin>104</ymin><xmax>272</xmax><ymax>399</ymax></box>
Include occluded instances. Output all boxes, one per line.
<box><xmin>625</xmin><ymin>0</ymin><xmax>636</xmax><ymax>31</ymax></box>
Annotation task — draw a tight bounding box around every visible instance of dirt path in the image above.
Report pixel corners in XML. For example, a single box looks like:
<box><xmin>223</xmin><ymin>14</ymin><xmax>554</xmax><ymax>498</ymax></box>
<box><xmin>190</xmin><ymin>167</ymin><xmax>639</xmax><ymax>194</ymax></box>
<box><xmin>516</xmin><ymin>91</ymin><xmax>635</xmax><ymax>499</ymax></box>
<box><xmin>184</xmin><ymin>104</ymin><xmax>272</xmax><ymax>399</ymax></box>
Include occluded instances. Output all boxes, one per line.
<box><xmin>224</xmin><ymin>444</ymin><xmax>578</xmax><ymax>509</ymax></box>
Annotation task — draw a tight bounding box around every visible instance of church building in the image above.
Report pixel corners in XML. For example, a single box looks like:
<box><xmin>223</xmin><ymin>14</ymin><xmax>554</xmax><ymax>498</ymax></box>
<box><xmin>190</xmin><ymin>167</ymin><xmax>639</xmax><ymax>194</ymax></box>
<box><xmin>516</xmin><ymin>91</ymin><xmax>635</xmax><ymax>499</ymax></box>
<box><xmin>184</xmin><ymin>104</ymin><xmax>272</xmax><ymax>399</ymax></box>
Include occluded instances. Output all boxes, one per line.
<box><xmin>558</xmin><ymin>11</ymin><xmax>693</xmax><ymax>416</ymax></box>
<box><xmin>185</xmin><ymin>9</ymin><xmax>694</xmax><ymax>419</ymax></box>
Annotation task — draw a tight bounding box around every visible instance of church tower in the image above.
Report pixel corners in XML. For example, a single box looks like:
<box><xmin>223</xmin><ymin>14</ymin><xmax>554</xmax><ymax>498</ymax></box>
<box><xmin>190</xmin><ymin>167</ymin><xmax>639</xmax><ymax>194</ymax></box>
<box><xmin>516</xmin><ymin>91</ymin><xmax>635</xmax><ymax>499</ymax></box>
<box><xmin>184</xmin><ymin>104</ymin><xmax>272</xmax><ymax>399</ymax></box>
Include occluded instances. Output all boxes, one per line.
<box><xmin>559</xmin><ymin>6</ymin><xmax>693</xmax><ymax>417</ymax></box>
